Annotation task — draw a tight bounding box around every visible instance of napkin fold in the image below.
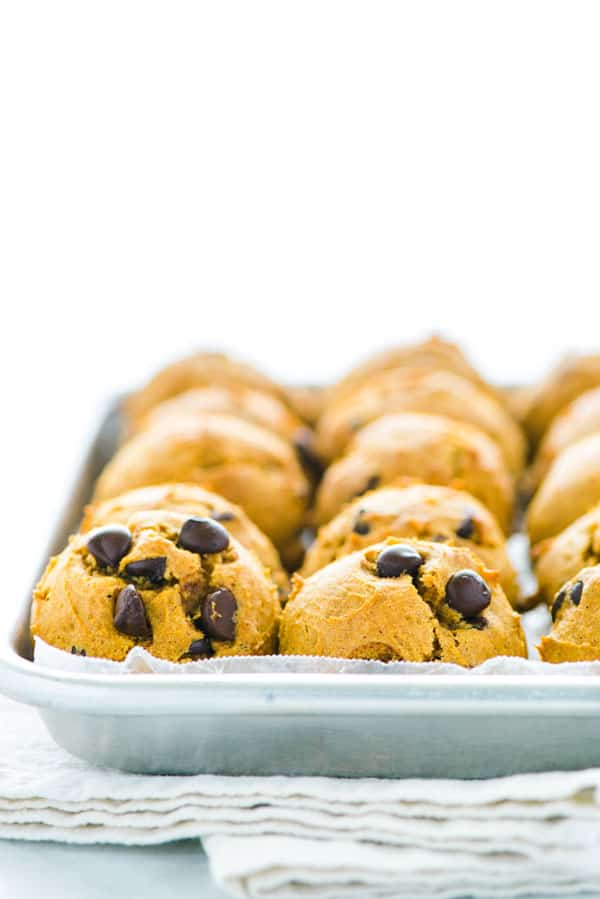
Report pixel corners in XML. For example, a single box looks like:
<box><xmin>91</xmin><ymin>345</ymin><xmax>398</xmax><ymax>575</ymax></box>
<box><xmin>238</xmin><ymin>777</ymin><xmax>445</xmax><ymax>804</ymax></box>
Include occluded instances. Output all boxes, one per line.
<box><xmin>2</xmin><ymin>696</ymin><xmax>600</xmax><ymax>898</ymax></box>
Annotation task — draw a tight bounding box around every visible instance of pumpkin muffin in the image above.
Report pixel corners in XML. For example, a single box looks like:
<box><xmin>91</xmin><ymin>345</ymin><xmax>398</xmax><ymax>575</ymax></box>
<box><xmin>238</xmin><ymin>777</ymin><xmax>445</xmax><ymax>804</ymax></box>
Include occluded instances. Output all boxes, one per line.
<box><xmin>522</xmin><ymin>353</ymin><xmax>600</xmax><ymax>447</ymax></box>
<box><xmin>125</xmin><ymin>351</ymin><xmax>290</xmax><ymax>432</ymax></box>
<box><xmin>94</xmin><ymin>414</ymin><xmax>311</xmax><ymax>556</ymax></box>
<box><xmin>532</xmin><ymin>504</ymin><xmax>600</xmax><ymax>607</ymax></box>
<box><xmin>314</xmin><ymin>413</ymin><xmax>514</xmax><ymax>534</ymax></box>
<box><xmin>281</xmin><ymin>538</ymin><xmax>526</xmax><ymax>666</ymax></box>
<box><xmin>133</xmin><ymin>385</ymin><xmax>322</xmax><ymax>482</ymax></box>
<box><xmin>328</xmin><ymin>336</ymin><xmax>498</xmax><ymax>406</ymax></box>
<box><xmin>538</xmin><ymin>566</ymin><xmax>600</xmax><ymax>662</ymax></box>
<box><xmin>31</xmin><ymin>510</ymin><xmax>280</xmax><ymax>662</ymax></box>
<box><xmin>82</xmin><ymin>482</ymin><xmax>289</xmax><ymax>599</ymax></box>
<box><xmin>302</xmin><ymin>484</ymin><xmax>520</xmax><ymax>606</ymax></box>
<box><xmin>316</xmin><ymin>367</ymin><xmax>525</xmax><ymax>474</ymax></box>
<box><xmin>527</xmin><ymin>433</ymin><xmax>600</xmax><ymax>546</ymax></box>
<box><xmin>530</xmin><ymin>386</ymin><xmax>600</xmax><ymax>489</ymax></box>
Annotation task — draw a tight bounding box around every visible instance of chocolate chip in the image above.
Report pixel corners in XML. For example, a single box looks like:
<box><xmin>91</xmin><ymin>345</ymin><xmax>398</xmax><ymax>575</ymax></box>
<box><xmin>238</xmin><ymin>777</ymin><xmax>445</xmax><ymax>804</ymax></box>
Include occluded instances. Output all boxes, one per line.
<box><xmin>122</xmin><ymin>557</ymin><xmax>167</xmax><ymax>584</ymax></box>
<box><xmin>445</xmin><ymin>570</ymin><xmax>491</xmax><ymax>618</ymax></box>
<box><xmin>551</xmin><ymin>589</ymin><xmax>566</xmax><ymax>620</ymax></box>
<box><xmin>376</xmin><ymin>545</ymin><xmax>424</xmax><ymax>579</ymax></box>
<box><xmin>469</xmin><ymin>616</ymin><xmax>488</xmax><ymax>630</ymax></box>
<box><xmin>70</xmin><ymin>646</ymin><xmax>86</xmax><ymax>656</ymax></box>
<box><xmin>353</xmin><ymin>519</ymin><xmax>371</xmax><ymax>536</ymax></box>
<box><xmin>570</xmin><ymin>580</ymin><xmax>584</xmax><ymax>606</ymax></box>
<box><xmin>113</xmin><ymin>585</ymin><xmax>152</xmax><ymax>639</ymax></box>
<box><xmin>178</xmin><ymin>518</ymin><xmax>230</xmax><ymax>554</ymax></box>
<box><xmin>183</xmin><ymin>637</ymin><xmax>214</xmax><ymax>659</ymax></box>
<box><xmin>294</xmin><ymin>428</ymin><xmax>324</xmax><ymax>480</ymax></box>
<box><xmin>86</xmin><ymin>525</ymin><xmax>132</xmax><ymax>569</ymax></box>
<box><xmin>211</xmin><ymin>511</ymin><xmax>235</xmax><ymax>523</ymax></box>
<box><xmin>201</xmin><ymin>588</ymin><xmax>237</xmax><ymax>642</ymax></box>
<box><xmin>456</xmin><ymin>515</ymin><xmax>475</xmax><ymax>539</ymax></box>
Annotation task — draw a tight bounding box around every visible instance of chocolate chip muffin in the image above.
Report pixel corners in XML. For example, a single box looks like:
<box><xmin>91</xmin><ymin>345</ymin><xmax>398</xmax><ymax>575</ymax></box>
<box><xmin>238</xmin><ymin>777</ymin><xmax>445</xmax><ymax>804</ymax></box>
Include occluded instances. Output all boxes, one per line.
<box><xmin>316</xmin><ymin>367</ymin><xmax>525</xmax><ymax>474</ymax></box>
<box><xmin>133</xmin><ymin>385</ymin><xmax>322</xmax><ymax>482</ymax></box>
<box><xmin>280</xmin><ymin>539</ymin><xmax>526</xmax><ymax>665</ymax></box>
<box><xmin>522</xmin><ymin>353</ymin><xmax>600</xmax><ymax>447</ymax></box>
<box><xmin>82</xmin><ymin>482</ymin><xmax>289</xmax><ymax>599</ymax></box>
<box><xmin>538</xmin><ymin>567</ymin><xmax>600</xmax><ymax>662</ymax></box>
<box><xmin>530</xmin><ymin>386</ymin><xmax>600</xmax><ymax>490</ymax></box>
<box><xmin>31</xmin><ymin>511</ymin><xmax>280</xmax><ymax>662</ymax></box>
<box><xmin>314</xmin><ymin>413</ymin><xmax>514</xmax><ymax>534</ymax></box>
<box><xmin>125</xmin><ymin>351</ymin><xmax>290</xmax><ymax>433</ymax></box>
<box><xmin>526</xmin><ymin>433</ymin><xmax>600</xmax><ymax>546</ymax></box>
<box><xmin>94</xmin><ymin>414</ymin><xmax>311</xmax><ymax>557</ymax></box>
<box><xmin>302</xmin><ymin>484</ymin><xmax>520</xmax><ymax>607</ymax></box>
<box><xmin>532</xmin><ymin>504</ymin><xmax>600</xmax><ymax>607</ymax></box>
<box><xmin>328</xmin><ymin>336</ymin><xmax>498</xmax><ymax>407</ymax></box>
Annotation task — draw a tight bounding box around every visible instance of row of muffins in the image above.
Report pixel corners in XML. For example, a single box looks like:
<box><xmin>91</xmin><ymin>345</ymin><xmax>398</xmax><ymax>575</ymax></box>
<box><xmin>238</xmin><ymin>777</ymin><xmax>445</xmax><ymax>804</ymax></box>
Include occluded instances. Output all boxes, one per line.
<box><xmin>29</xmin><ymin>340</ymin><xmax>600</xmax><ymax>666</ymax></box>
<box><xmin>516</xmin><ymin>357</ymin><xmax>600</xmax><ymax>662</ymax></box>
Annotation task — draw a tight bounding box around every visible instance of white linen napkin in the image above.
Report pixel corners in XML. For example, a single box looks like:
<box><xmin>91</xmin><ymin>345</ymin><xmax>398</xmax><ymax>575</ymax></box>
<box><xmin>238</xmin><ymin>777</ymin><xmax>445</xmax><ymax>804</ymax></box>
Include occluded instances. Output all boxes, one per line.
<box><xmin>2</xmin><ymin>695</ymin><xmax>600</xmax><ymax>898</ymax></box>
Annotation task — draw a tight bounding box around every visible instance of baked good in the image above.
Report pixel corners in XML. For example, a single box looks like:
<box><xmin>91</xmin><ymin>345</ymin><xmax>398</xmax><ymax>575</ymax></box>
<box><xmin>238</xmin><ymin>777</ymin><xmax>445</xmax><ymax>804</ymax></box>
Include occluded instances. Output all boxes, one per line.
<box><xmin>131</xmin><ymin>385</ymin><xmax>322</xmax><ymax>482</ymax></box>
<box><xmin>302</xmin><ymin>484</ymin><xmax>520</xmax><ymax>606</ymax></box>
<box><xmin>538</xmin><ymin>566</ymin><xmax>600</xmax><ymax>662</ymax></box>
<box><xmin>526</xmin><ymin>433</ymin><xmax>600</xmax><ymax>546</ymax></box>
<box><xmin>94</xmin><ymin>414</ymin><xmax>310</xmax><ymax>555</ymax></box>
<box><xmin>522</xmin><ymin>353</ymin><xmax>600</xmax><ymax>446</ymax></box>
<box><xmin>136</xmin><ymin>384</ymin><xmax>303</xmax><ymax>442</ymax></box>
<box><xmin>125</xmin><ymin>351</ymin><xmax>290</xmax><ymax>432</ymax></box>
<box><xmin>314</xmin><ymin>413</ymin><xmax>514</xmax><ymax>533</ymax></box>
<box><xmin>328</xmin><ymin>336</ymin><xmax>498</xmax><ymax>406</ymax></box>
<box><xmin>82</xmin><ymin>482</ymin><xmax>289</xmax><ymax>599</ymax></box>
<box><xmin>530</xmin><ymin>386</ymin><xmax>600</xmax><ymax>489</ymax></box>
<box><xmin>316</xmin><ymin>367</ymin><xmax>525</xmax><ymax>473</ymax></box>
<box><xmin>280</xmin><ymin>538</ymin><xmax>526</xmax><ymax>665</ymax></box>
<box><xmin>31</xmin><ymin>510</ymin><xmax>280</xmax><ymax>662</ymax></box>
<box><xmin>532</xmin><ymin>504</ymin><xmax>600</xmax><ymax>607</ymax></box>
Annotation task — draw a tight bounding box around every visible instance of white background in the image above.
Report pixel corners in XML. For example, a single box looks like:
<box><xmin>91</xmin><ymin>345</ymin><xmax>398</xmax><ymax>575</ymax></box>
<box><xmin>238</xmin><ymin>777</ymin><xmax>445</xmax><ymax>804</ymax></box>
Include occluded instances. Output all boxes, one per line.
<box><xmin>2</xmin><ymin>0</ymin><xmax>600</xmax><ymax>592</ymax></box>
<box><xmin>1</xmin><ymin>5</ymin><xmax>599</xmax><ymax>894</ymax></box>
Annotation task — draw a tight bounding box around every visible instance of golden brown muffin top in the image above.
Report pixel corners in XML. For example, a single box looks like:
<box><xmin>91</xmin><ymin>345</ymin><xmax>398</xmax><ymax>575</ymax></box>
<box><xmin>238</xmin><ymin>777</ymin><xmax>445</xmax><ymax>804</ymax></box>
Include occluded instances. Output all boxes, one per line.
<box><xmin>281</xmin><ymin>538</ymin><xmax>526</xmax><ymax>666</ymax></box>
<box><xmin>316</xmin><ymin>366</ymin><xmax>525</xmax><ymax>473</ymax></box>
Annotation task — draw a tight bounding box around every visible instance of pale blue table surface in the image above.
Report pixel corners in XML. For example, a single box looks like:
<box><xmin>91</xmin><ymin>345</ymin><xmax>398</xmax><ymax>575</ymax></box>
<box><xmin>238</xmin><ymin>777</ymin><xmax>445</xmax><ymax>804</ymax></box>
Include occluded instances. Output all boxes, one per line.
<box><xmin>0</xmin><ymin>840</ymin><xmax>228</xmax><ymax>898</ymax></box>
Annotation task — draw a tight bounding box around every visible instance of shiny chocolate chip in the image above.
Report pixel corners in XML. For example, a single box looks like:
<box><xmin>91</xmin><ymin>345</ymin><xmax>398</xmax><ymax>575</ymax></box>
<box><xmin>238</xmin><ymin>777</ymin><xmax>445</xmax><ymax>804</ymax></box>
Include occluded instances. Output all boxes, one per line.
<box><xmin>551</xmin><ymin>589</ymin><xmax>566</xmax><ymax>620</ymax></box>
<box><xmin>456</xmin><ymin>515</ymin><xmax>475</xmax><ymax>539</ymax></box>
<box><xmin>570</xmin><ymin>580</ymin><xmax>584</xmax><ymax>606</ymax></box>
<box><xmin>211</xmin><ymin>511</ymin><xmax>235</xmax><ymax>523</ymax></box>
<box><xmin>178</xmin><ymin>518</ymin><xmax>230</xmax><ymax>554</ymax></box>
<box><xmin>201</xmin><ymin>588</ymin><xmax>237</xmax><ymax>642</ymax></box>
<box><xmin>122</xmin><ymin>557</ymin><xmax>167</xmax><ymax>584</ymax></box>
<box><xmin>184</xmin><ymin>637</ymin><xmax>214</xmax><ymax>659</ymax></box>
<box><xmin>86</xmin><ymin>525</ymin><xmax>132</xmax><ymax>569</ymax></box>
<box><xmin>445</xmin><ymin>570</ymin><xmax>491</xmax><ymax>618</ymax></box>
<box><xmin>376</xmin><ymin>545</ymin><xmax>423</xmax><ymax>579</ymax></box>
<box><xmin>353</xmin><ymin>518</ymin><xmax>371</xmax><ymax>536</ymax></box>
<box><xmin>293</xmin><ymin>428</ymin><xmax>324</xmax><ymax>480</ymax></box>
<box><xmin>113</xmin><ymin>585</ymin><xmax>152</xmax><ymax>639</ymax></box>
<box><xmin>70</xmin><ymin>646</ymin><xmax>87</xmax><ymax>656</ymax></box>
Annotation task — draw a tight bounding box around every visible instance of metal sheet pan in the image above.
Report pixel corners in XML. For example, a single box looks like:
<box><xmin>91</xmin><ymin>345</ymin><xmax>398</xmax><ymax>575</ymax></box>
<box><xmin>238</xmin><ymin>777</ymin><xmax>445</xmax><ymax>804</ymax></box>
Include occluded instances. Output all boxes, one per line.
<box><xmin>2</xmin><ymin>401</ymin><xmax>600</xmax><ymax>778</ymax></box>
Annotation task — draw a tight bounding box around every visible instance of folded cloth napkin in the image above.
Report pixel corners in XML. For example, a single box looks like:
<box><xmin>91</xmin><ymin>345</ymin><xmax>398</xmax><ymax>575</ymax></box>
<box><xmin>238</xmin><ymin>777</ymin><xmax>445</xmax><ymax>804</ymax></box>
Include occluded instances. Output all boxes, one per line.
<box><xmin>2</xmin><ymin>695</ymin><xmax>600</xmax><ymax>898</ymax></box>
